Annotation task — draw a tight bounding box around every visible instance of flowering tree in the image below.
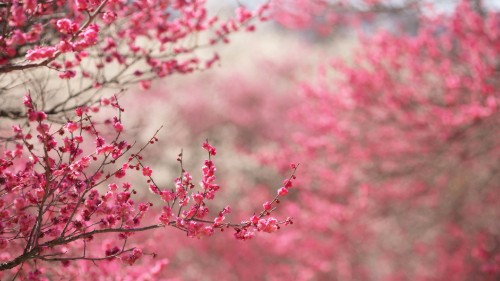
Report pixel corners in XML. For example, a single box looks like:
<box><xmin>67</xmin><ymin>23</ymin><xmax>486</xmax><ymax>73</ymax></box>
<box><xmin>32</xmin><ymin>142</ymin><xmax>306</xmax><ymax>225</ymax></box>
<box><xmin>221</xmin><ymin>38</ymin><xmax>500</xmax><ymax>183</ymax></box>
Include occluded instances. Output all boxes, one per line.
<box><xmin>267</xmin><ymin>2</ymin><xmax>500</xmax><ymax>278</ymax></box>
<box><xmin>2</xmin><ymin>0</ymin><xmax>499</xmax><ymax>280</ymax></box>
<box><xmin>0</xmin><ymin>1</ymin><xmax>300</xmax><ymax>280</ymax></box>
<box><xmin>0</xmin><ymin>0</ymin><xmax>268</xmax><ymax>119</ymax></box>
<box><xmin>258</xmin><ymin>1</ymin><xmax>500</xmax><ymax>279</ymax></box>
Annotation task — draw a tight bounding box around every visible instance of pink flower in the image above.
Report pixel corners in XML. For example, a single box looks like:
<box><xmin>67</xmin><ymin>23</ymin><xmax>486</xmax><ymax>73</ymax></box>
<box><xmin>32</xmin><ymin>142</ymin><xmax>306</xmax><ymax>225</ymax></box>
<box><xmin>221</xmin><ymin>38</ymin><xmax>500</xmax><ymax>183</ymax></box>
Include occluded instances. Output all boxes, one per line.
<box><xmin>115</xmin><ymin>169</ymin><xmax>126</xmax><ymax>178</ymax></box>
<box><xmin>250</xmin><ymin>215</ymin><xmax>259</xmax><ymax>225</ymax></box>
<box><xmin>122</xmin><ymin>182</ymin><xmax>131</xmax><ymax>190</ymax></box>
<box><xmin>113</xmin><ymin>122</ymin><xmax>123</xmax><ymax>132</ymax></box>
<box><xmin>56</xmin><ymin>19</ymin><xmax>78</xmax><ymax>34</ymax></box>
<box><xmin>234</xmin><ymin>228</ymin><xmax>255</xmax><ymax>240</ymax></box>
<box><xmin>138</xmin><ymin>203</ymin><xmax>149</xmax><ymax>212</ymax></box>
<box><xmin>132</xmin><ymin>248</ymin><xmax>143</xmax><ymax>259</ymax></box>
<box><xmin>95</xmin><ymin>136</ymin><xmax>105</xmax><ymax>147</ymax></box>
<box><xmin>142</xmin><ymin>166</ymin><xmax>152</xmax><ymax>177</ymax></box>
<box><xmin>263</xmin><ymin>201</ymin><xmax>272</xmax><ymax>210</ymax></box>
<box><xmin>202</xmin><ymin>140</ymin><xmax>217</xmax><ymax>156</ymax></box>
<box><xmin>235</xmin><ymin>6</ymin><xmax>252</xmax><ymax>23</ymax></box>
<box><xmin>102</xmin><ymin>11</ymin><xmax>117</xmax><ymax>24</ymax></box>
<box><xmin>257</xmin><ymin>218</ymin><xmax>278</xmax><ymax>233</ymax></box>
<box><xmin>28</xmin><ymin>111</ymin><xmax>47</xmax><ymax>122</ymax></box>
<box><xmin>277</xmin><ymin>187</ymin><xmax>288</xmax><ymax>196</ymax></box>
<box><xmin>160</xmin><ymin>190</ymin><xmax>175</xmax><ymax>202</ymax></box>
<box><xmin>75</xmin><ymin>0</ymin><xmax>88</xmax><ymax>11</ymax></box>
<box><xmin>101</xmin><ymin>97</ymin><xmax>110</xmax><ymax>105</ymax></box>
<box><xmin>193</xmin><ymin>193</ymin><xmax>204</xmax><ymax>204</ymax></box>
<box><xmin>149</xmin><ymin>184</ymin><xmax>160</xmax><ymax>194</ymax></box>
<box><xmin>221</xmin><ymin>205</ymin><xmax>231</xmax><ymax>215</ymax></box>
<box><xmin>213</xmin><ymin>215</ymin><xmax>225</xmax><ymax>226</ymax></box>
<box><xmin>23</xmin><ymin>95</ymin><xmax>33</xmax><ymax>108</ymax></box>
<box><xmin>65</xmin><ymin>122</ymin><xmax>78</xmax><ymax>133</ymax></box>
<box><xmin>159</xmin><ymin>206</ymin><xmax>173</xmax><ymax>224</ymax></box>
<box><xmin>81</xmin><ymin>25</ymin><xmax>99</xmax><ymax>46</ymax></box>
<box><xmin>108</xmin><ymin>183</ymin><xmax>118</xmax><ymax>191</ymax></box>
<box><xmin>201</xmin><ymin>226</ymin><xmax>214</xmax><ymax>237</ymax></box>
<box><xmin>140</xmin><ymin>80</ymin><xmax>151</xmax><ymax>90</ymax></box>
<box><xmin>283</xmin><ymin>179</ymin><xmax>293</xmax><ymax>188</ymax></box>
<box><xmin>26</xmin><ymin>46</ymin><xmax>56</xmax><ymax>61</ymax></box>
<box><xmin>58</xmin><ymin>70</ymin><xmax>76</xmax><ymax>79</ymax></box>
<box><xmin>97</xmin><ymin>145</ymin><xmax>114</xmax><ymax>155</ymax></box>
<box><xmin>75</xmin><ymin>107</ymin><xmax>84</xmax><ymax>116</ymax></box>
<box><xmin>57</xmin><ymin>40</ymin><xmax>73</xmax><ymax>53</ymax></box>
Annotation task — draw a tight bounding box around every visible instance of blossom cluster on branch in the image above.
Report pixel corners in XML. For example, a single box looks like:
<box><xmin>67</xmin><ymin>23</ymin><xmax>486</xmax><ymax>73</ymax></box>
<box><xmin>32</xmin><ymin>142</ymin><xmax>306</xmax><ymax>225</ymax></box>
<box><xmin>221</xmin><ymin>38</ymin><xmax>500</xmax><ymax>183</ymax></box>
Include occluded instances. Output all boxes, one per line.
<box><xmin>0</xmin><ymin>1</ymin><xmax>301</xmax><ymax>280</ymax></box>
<box><xmin>0</xmin><ymin>0</ymin><xmax>270</xmax><ymax>120</ymax></box>
<box><xmin>0</xmin><ymin>93</ymin><xmax>297</xmax><ymax>279</ymax></box>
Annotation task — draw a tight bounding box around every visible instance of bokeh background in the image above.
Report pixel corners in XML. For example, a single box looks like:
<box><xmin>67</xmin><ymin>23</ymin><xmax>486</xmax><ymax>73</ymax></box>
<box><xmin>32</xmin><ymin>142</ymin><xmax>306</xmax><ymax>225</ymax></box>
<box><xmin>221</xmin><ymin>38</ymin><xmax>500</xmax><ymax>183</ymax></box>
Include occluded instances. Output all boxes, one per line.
<box><xmin>103</xmin><ymin>1</ymin><xmax>500</xmax><ymax>280</ymax></box>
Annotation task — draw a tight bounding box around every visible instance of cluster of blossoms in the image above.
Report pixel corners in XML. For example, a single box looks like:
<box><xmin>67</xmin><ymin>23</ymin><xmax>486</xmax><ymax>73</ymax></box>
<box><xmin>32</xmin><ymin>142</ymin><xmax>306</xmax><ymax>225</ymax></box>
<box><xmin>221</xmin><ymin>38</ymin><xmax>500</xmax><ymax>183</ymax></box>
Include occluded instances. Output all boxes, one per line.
<box><xmin>149</xmin><ymin>138</ymin><xmax>297</xmax><ymax>240</ymax></box>
<box><xmin>0</xmin><ymin>0</ymin><xmax>270</xmax><ymax>82</ymax></box>
<box><xmin>0</xmin><ymin>2</ymin><xmax>302</xmax><ymax>280</ymax></box>
<box><xmin>0</xmin><ymin>93</ymin><xmax>297</xmax><ymax>279</ymax></box>
<box><xmin>0</xmin><ymin>1</ymin><xmax>273</xmax><ymax>124</ymax></box>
